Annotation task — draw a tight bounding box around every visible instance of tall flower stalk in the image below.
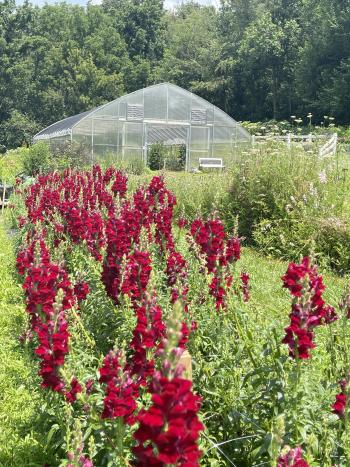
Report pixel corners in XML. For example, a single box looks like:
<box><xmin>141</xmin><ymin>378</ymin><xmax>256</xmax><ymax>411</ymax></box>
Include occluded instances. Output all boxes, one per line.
<box><xmin>133</xmin><ymin>304</ymin><xmax>204</xmax><ymax>466</ymax></box>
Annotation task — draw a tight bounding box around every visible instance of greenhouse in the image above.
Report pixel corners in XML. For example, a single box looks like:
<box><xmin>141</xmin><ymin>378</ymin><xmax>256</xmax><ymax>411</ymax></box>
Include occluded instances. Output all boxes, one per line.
<box><xmin>33</xmin><ymin>83</ymin><xmax>251</xmax><ymax>170</ymax></box>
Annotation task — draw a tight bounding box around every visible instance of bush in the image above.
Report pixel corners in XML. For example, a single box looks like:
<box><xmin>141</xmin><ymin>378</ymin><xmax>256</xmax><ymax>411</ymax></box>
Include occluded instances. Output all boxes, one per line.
<box><xmin>51</xmin><ymin>141</ymin><xmax>90</xmax><ymax>170</ymax></box>
<box><xmin>23</xmin><ymin>141</ymin><xmax>90</xmax><ymax>176</ymax></box>
<box><xmin>125</xmin><ymin>158</ymin><xmax>147</xmax><ymax>175</ymax></box>
<box><xmin>0</xmin><ymin>147</ymin><xmax>27</xmax><ymax>184</ymax></box>
<box><xmin>164</xmin><ymin>144</ymin><xmax>186</xmax><ymax>171</ymax></box>
<box><xmin>147</xmin><ymin>142</ymin><xmax>166</xmax><ymax>170</ymax></box>
<box><xmin>223</xmin><ymin>147</ymin><xmax>350</xmax><ymax>273</ymax></box>
<box><xmin>23</xmin><ymin>142</ymin><xmax>52</xmax><ymax>176</ymax></box>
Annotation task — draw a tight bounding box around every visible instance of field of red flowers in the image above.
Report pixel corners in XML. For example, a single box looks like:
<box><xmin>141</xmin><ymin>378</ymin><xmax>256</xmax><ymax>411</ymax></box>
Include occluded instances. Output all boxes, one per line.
<box><xmin>1</xmin><ymin>165</ymin><xmax>350</xmax><ymax>466</ymax></box>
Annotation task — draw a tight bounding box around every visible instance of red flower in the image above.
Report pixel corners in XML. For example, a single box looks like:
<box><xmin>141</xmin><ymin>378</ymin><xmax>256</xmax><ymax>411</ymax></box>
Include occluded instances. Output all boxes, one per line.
<box><xmin>99</xmin><ymin>350</ymin><xmax>139</xmax><ymax>425</ymax></box>
<box><xmin>65</xmin><ymin>377</ymin><xmax>83</xmax><ymax>403</ymax></box>
<box><xmin>240</xmin><ymin>272</ymin><xmax>250</xmax><ymax>302</ymax></box>
<box><xmin>121</xmin><ymin>251</ymin><xmax>152</xmax><ymax>301</ymax></box>
<box><xmin>278</xmin><ymin>446</ymin><xmax>309</xmax><ymax>467</ymax></box>
<box><xmin>177</xmin><ymin>216</ymin><xmax>188</xmax><ymax>229</ymax></box>
<box><xmin>190</xmin><ymin>217</ymin><xmax>242</xmax><ymax>309</ymax></box>
<box><xmin>133</xmin><ymin>376</ymin><xmax>203</xmax><ymax>466</ymax></box>
<box><xmin>282</xmin><ymin>257</ymin><xmax>337</xmax><ymax>359</ymax></box>
<box><xmin>74</xmin><ymin>280</ymin><xmax>90</xmax><ymax>303</ymax></box>
<box><xmin>332</xmin><ymin>376</ymin><xmax>349</xmax><ymax>418</ymax></box>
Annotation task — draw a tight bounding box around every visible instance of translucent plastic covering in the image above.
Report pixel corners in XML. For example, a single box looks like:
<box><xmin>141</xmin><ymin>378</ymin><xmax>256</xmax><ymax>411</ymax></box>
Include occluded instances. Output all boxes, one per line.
<box><xmin>33</xmin><ymin>83</ymin><xmax>251</xmax><ymax>169</ymax></box>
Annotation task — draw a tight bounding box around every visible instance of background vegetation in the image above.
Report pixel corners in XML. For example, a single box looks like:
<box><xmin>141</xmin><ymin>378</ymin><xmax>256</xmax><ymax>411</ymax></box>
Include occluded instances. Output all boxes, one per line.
<box><xmin>1</xmin><ymin>0</ymin><xmax>350</xmax><ymax>149</ymax></box>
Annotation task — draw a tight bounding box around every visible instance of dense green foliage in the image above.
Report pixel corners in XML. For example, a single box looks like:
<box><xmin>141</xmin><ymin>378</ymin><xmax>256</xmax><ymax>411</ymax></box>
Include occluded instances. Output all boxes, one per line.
<box><xmin>1</xmin><ymin>0</ymin><xmax>350</xmax><ymax>149</ymax></box>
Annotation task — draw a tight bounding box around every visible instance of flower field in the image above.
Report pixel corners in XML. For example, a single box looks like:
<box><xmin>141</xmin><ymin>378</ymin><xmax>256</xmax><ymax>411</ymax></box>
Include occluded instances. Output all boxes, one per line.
<box><xmin>1</xmin><ymin>165</ymin><xmax>350</xmax><ymax>466</ymax></box>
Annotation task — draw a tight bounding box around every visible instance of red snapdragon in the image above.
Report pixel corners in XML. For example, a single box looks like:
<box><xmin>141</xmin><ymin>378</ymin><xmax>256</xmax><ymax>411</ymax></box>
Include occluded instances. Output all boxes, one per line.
<box><xmin>99</xmin><ymin>350</ymin><xmax>139</xmax><ymax>425</ymax></box>
<box><xmin>332</xmin><ymin>376</ymin><xmax>349</xmax><ymax>419</ymax></box>
<box><xmin>240</xmin><ymin>272</ymin><xmax>250</xmax><ymax>302</ymax></box>
<box><xmin>190</xmin><ymin>217</ymin><xmax>242</xmax><ymax>309</ymax></box>
<box><xmin>282</xmin><ymin>257</ymin><xmax>337</xmax><ymax>359</ymax></box>
<box><xmin>133</xmin><ymin>309</ymin><xmax>203</xmax><ymax>466</ymax></box>
<box><xmin>278</xmin><ymin>446</ymin><xmax>309</xmax><ymax>467</ymax></box>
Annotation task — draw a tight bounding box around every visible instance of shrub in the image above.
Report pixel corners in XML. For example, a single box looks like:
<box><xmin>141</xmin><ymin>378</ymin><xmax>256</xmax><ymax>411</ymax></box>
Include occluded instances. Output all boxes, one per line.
<box><xmin>223</xmin><ymin>147</ymin><xmax>350</xmax><ymax>273</ymax></box>
<box><xmin>23</xmin><ymin>141</ymin><xmax>52</xmax><ymax>176</ymax></box>
<box><xmin>147</xmin><ymin>142</ymin><xmax>166</xmax><ymax>170</ymax></box>
<box><xmin>164</xmin><ymin>144</ymin><xmax>186</xmax><ymax>171</ymax></box>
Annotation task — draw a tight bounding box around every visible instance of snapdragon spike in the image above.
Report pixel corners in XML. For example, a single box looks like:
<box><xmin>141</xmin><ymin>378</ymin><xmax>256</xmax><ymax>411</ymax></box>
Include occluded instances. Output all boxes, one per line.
<box><xmin>121</xmin><ymin>251</ymin><xmax>152</xmax><ymax>302</ymax></box>
<box><xmin>74</xmin><ymin>280</ymin><xmax>90</xmax><ymax>303</ymax></box>
<box><xmin>282</xmin><ymin>257</ymin><xmax>337</xmax><ymax>359</ymax></box>
<box><xmin>65</xmin><ymin>377</ymin><xmax>83</xmax><ymax>403</ymax></box>
<box><xmin>127</xmin><ymin>296</ymin><xmax>166</xmax><ymax>383</ymax></box>
<box><xmin>19</xmin><ymin>238</ymin><xmax>76</xmax><ymax>392</ymax></box>
<box><xmin>277</xmin><ymin>446</ymin><xmax>309</xmax><ymax>467</ymax></box>
<box><xmin>332</xmin><ymin>376</ymin><xmax>349</xmax><ymax>419</ymax></box>
<box><xmin>133</xmin><ymin>309</ymin><xmax>203</xmax><ymax>466</ymax></box>
<box><xmin>134</xmin><ymin>376</ymin><xmax>203</xmax><ymax>465</ymax></box>
<box><xmin>240</xmin><ymin>272</ymin><xmax>250</xmax><ymax>302</ymax></box>
<box><xmin>190</xmin><ymin>217</ymin><xmax>242</xmax><ymax>309</ymax></box>
<box><xmin>99</xmin><ymin>350</ymin><xmax>139</xmax><ymax>425</ymax></box>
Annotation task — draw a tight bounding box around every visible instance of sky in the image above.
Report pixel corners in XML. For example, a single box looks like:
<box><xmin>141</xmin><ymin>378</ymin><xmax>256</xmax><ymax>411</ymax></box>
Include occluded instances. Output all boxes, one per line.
<box><xmin>20</xmin><ymin>0</ymin><xmax>218</xmax><ymax>9</ymax></box>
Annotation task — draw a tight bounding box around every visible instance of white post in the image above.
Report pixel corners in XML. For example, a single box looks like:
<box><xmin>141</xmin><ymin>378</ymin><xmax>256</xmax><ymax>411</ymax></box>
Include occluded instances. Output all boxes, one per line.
<box><xmin>1</xmin><ymin>183</ymin><xmax>6</xmax><ymax>213</ymax></box>
<box><xmin>287</xmin><ymin>133</ymin><xmax>291</xmax><ymax>149</ymax></box>
<box><xmin>252</xmin><ymin>135</ymin><xmax>256</xmax><ymax>147</ymax></box>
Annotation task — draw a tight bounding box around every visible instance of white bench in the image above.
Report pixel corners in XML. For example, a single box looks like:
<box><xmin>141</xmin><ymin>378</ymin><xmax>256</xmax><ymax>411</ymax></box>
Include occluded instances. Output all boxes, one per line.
<box><xmin>198</xmin><ymin>158</ymin><xmax>225</xmax><ymax>170</ymax></box>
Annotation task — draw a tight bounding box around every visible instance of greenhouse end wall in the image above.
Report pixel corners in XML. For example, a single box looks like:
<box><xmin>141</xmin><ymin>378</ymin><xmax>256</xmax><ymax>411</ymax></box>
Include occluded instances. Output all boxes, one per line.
<box><xmin>34</xmin><ymin>83</ymin><xmax>251</xmax><ymax>170</ymax></box>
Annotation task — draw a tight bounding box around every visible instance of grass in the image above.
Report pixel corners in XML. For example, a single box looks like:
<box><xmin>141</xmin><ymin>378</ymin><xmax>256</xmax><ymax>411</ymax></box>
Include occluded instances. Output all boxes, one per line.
<box><xmin>0</xmin><ymin>218</ymin><xmax>49</xmax><ymax>466</ymax></box>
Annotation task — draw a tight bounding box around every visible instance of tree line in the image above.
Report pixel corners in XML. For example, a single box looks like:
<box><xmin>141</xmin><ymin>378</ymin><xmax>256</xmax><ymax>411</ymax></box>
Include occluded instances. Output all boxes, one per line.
<box><xmin>1</xmin><ymin>0</ymin><xmax>350</xmax><ymax>149</ymax></box>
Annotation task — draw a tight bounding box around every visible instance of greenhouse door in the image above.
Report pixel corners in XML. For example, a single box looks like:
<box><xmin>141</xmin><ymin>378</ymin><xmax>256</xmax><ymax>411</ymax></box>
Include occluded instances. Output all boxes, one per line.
<box><xmin>144</xmin><ymin>124</ymin><xmax>189</xmax><ymax>169</ymax></box>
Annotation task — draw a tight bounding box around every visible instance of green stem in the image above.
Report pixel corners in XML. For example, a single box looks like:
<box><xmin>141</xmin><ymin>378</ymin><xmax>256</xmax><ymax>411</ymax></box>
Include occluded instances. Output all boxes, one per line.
<box><xmin>233</xmin><ymin>309</ymin><xmax>258</xmax><ymax>368</ymax></box>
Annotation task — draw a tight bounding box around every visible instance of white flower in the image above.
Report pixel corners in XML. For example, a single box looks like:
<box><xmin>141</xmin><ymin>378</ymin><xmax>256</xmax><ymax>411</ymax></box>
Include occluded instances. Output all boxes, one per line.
<box><xmin>319</xmin><ymin>170</ymin><xmax>327</xmax><ymax>184</ymax></box>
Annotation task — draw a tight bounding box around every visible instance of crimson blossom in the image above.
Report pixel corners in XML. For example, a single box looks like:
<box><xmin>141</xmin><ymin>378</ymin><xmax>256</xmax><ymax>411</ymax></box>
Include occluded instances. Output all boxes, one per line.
<box><xmin>19</xmin><ymin>238</ymin><xmax>76</xmax><ymax>392</ymax></box>
<box><xmin>277</xmin><ymin>446</ymin><xmax>309</xmax><ymax>467</ymax></box>
<box><xmin>332</xmin><ymin>375</ymin><xmax>349</xmax><ymax>419</ymax></box>
<box><xmin>190</xmin><ymin>217</ymin><xmax>241</xmax><ymax>309</ymax></box>
<box><xmin>133</xmin><ymin>376</ymin><xmax>203</xmax><ymax>466</ymax></box>
<box><xmin>282</xmin><ymin>256</ymin><xmax>337</xmax><ymax>359</ymax></box>
<box><xmin>99</xmin><ymin>350</ymin><xmax>139</xmax><ymax>425</ymax></box>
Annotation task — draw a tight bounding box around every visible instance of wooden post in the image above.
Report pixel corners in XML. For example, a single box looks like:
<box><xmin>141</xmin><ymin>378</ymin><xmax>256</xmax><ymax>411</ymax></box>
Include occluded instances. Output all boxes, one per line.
<box><xmin>179</xmin><ymin>350</ymin><xmax>192</xmax><ymax>381</ymax></box>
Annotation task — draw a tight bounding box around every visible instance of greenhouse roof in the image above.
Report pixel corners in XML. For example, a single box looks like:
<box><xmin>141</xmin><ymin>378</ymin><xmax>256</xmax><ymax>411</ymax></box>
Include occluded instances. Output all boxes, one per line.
<box><xmin>34</xmin><ymin>109</ymin><xmax>93</xmax><ymax>140</ymax></box>
<box><xmin>33</xmin><ymin>83</ymin><xmax>250</xmax><ymax>142</ymax></box>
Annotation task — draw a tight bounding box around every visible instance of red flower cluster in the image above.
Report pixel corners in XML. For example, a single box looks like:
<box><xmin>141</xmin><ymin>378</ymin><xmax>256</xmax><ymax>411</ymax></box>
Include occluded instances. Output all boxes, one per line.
<box><xmin>190</xmin><ymin>217</ymin><xmax>241</xmax><ymax>309</ymax></box>
<box><xmin>65</xmin><ymin>377</ymin><xmax>83</xmax><ymax>403</ymax></box>
<box><xmin>18</xmin><ymin>237</ymin><xmax>79</xmax><ymax>394</ymax></box>
<box><xmin>332</xmin><ymin>375</ymin><xmax>349</xmax><ymax>419</ymax></box>
<box><xmin>121</xmin><ymin>251</ymin><xmax>152</xmax><ymax>302</ymax></box>
<box><xmin>20</xmin><ymin>166</ymin><xmax>129</xmax><ymax>261</ymax></box>
<box><xmin>282</xmin><ymin>257</ymin><xmax>337</xmax><ymax>359</ymax></box>
<box><xmin>101</xmin><ymin>176</ymin><xmax>177</xmax><ymax>304</ymax></box>
<box><xmin>277</xmin><ymin>446</ymin><xmax>309</xmax><ymax>467</ymax></box>
<box><xmin>166</xmin><ymin>251</ymin><xmax>189</xmax><ymax>310</ymax></box>
<box><xmin>127</xmin><ymin>296</ymin><xmax>166</xmax><ymax>384</ymax></box>
<box><xmin>240</xmin><ymin>272</ymin><xmax>250</xmax><ymax>302</ymax></box>
<box><xmin>133</xmin><ymin>305</ymin><xmax>204</xmax><ymax>466</ymax></box>
<box><xmin>150</xmin><ymin>176</ymin><xmax>176</xmax><ymax>252</ymax></box>
<box><xmin>17</xmin><ymin>167</ymin><xmax>206</xmax><ymax>462</ymax></box>
<box><xmin>133</xmin><ymin>376</ymin><xmax>203</xmax><ymax>466</ymax></box>
<box><xmin>74</xmin><ymin>280</ymin><xmax>90</xmax><ymax>303</ymax></box>
<box><xmin>177</xmin><ymin>216</ymin><xmax>188</xmax><ymax>229</ymax></box>
<box><xmin>99</xmin><ymin>350</ymin><xmax>139</xmax><ymax>425</ymax></box>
